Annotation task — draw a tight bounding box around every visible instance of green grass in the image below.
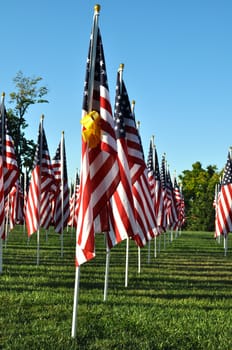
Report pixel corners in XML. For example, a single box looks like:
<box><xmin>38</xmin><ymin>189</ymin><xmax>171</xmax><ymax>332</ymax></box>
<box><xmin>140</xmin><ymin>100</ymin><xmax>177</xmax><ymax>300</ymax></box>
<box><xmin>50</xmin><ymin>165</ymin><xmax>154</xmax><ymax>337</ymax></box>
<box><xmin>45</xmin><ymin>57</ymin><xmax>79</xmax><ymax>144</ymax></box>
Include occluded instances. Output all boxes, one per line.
<box><xmin>1</xmin><ymin>227</ymin><xmax>232</xmax><ymax>349</ymax></box>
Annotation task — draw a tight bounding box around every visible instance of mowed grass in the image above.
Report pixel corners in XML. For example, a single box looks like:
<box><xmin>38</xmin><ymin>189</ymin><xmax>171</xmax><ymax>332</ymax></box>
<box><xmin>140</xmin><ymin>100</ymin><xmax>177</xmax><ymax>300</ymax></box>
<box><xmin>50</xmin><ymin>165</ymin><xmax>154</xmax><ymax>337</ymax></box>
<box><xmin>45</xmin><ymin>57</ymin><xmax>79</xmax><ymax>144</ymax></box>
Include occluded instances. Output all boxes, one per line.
<box><xmin>1</xmin><ymin>227</ymin><xmax>232</xmax><ymax>350</ymax></box>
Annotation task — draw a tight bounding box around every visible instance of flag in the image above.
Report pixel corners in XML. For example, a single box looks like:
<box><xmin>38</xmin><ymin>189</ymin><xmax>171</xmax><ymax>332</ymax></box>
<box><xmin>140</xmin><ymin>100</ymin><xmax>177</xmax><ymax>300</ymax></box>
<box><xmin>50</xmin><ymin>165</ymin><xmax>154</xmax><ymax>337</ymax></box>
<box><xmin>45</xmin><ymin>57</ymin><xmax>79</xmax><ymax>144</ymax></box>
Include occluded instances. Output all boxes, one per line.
<box><xmin>106</xmin><ymin>67</ymin><xmax>138</xmax><ymax>248</ymax></box>
<box><xmin>173</xmin><ymin>177</ymin><xmax>185</xmax><ymax>229</ymax></box>
<box><xmin>166</xmin><ymin>169</ymin><xmax>178</xmax><ymax>229</ymax></box>
<box><xmin>153</xmin><ymin>145</ymin><xmax>164</xmax><ymax>233</ymax></box>
<box><xmin>215</xmin><ymin>152</ymin><xmax>232</xmax><ymax>237</ymax></box>
<box><xmin>68</xmin><ymin>172</ymin><xmax>80</xmax><ymax>228</ymax></box>
<box><xmin>52</xmin><ymin>135</ymin><xmax>70</xmax><ymax>233</ymax></box>
<box><xmin>147</xmin><ymin>140</ymin><xmax>156</xmax><ymax>203</ymax></box>
<box><xmin>25</xmin><ymin>117</ymin><xmax>56</xmax><ymax>236</ymax></box>
<box><xmin>0</xmin><ymin>94</ymin><xmax>19</xmax><ymax>197</ymax></box>
<box><xmin>0</xmin><ymin>93</ymin><xmax>19</xmax><ymax>239</ymax></box>
<box><xmin>75</xmin><ymin>25</ymin><xmax>120</xmax><ymax>266</ymax></box>
<box><xmin>160</xmin><ymin>154</ymin><xmax>168</xmax><ymax>231</ymax></box>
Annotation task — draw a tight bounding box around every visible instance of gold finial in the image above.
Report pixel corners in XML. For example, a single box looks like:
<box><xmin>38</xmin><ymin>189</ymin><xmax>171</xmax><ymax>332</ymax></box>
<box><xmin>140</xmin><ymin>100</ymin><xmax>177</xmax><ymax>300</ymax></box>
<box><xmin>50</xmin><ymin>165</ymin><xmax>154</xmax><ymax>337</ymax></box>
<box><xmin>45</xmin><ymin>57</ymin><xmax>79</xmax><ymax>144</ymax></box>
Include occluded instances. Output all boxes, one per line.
<box><xmin>136</xmin><ymin>120</ymin><xmax>140</xmax><ymax>130</ymax></box>
<box><xmin>119</xmin><ymin>63</ymin><xmax>124</xmax><ymax>71</ymax></box>
<box><xmin>131</xmin><ymin>100</ymin><xmax>135</xmax><ymax>106</ymax></box>
<box><xmin>1</xmin><ymin>92</ymin><xmax>5</xmax><ymax>97</ymax></box>
<box><xmin>41</xmin><ymin>114</ymin><xmax>44</xmax><ymax>121</ymax></box>
<box><xmin>94</xmin><ymin>4</ymin><xmax>101</xmax><ymax>13</ymax></box>
<box><xmin>62</xmin><ymin>130</ymin><xmax>64</xmax><ymax>135</ymax></box>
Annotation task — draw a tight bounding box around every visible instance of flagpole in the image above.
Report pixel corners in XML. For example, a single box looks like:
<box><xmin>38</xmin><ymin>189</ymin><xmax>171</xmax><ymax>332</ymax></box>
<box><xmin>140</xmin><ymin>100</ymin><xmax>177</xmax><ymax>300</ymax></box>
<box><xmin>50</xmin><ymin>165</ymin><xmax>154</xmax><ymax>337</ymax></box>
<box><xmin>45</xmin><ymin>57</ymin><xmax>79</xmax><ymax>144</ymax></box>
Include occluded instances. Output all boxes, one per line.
<box><xmin>125</xmin><ymin>237</ymin><xmax>129</xmax><ymax>287</ymax></box>
<box><xmin>138</xmin><ymin>246</ymin><xmax>141</xmax><ymax>274</ymax></box>
<box><xmin>103</xmin><ymin>237</ymin><xmax>110</xmax><ymax>301</ymax></box>
<box><xmin>71</xmin><ymin>265</ymin><xmax>80</xmax><ymax>338</ymax></box>
<box><xmin>71</xmin><ymin>4</ymin><xmax>100</xmax><ymax>339</ymax></box>
<box><xmin>60</xmin><ymin>131</ymin><xmax>64</xmax><ymax>258</ymax></box>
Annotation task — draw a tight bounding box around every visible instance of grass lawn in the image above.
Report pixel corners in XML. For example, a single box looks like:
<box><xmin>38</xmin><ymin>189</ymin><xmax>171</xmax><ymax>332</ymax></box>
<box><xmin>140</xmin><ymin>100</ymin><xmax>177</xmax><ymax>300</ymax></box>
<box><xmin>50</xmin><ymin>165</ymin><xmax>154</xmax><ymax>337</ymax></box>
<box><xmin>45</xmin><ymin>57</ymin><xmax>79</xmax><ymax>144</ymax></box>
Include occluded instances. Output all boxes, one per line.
<box><xmin>0</xmin><ymin>227</ymin><xmax>232</xmax><ymax>349</ymax></box>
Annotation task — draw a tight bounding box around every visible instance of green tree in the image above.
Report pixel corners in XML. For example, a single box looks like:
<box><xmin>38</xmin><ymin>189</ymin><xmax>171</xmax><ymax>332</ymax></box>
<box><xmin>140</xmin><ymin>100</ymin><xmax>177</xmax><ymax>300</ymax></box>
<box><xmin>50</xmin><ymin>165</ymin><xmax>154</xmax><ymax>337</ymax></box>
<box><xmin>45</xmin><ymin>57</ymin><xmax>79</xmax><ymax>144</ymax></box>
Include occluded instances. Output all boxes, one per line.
<box><xmin>179</xmin><ymin>162</ymin><xmax>221</xmax><ymax>231</ymax></box>
<box><xmin>7</xmin><ymin>71</ymin><xmax>49</xmax><ymax>174</ymax></box>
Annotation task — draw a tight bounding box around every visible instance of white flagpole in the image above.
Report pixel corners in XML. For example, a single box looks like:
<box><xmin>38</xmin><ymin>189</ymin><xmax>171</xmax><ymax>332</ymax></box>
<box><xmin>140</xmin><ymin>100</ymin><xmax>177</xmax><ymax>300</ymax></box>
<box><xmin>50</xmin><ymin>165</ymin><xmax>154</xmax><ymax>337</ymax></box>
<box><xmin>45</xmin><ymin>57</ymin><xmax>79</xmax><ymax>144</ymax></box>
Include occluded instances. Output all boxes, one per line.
<box><xmin>138</xmin><ymin>246</ymin><xmax>141</xmax><ymax>274</ymax></box>
<box><xmin>71</xmin><ymin>4</ymin><xmax>100</xmax><ymax>339</ymax></box>
<box><xmin>125</xmin><ymin>237</ymin><xmax>129</xmax><ymax>287</ymax></box>
<box><xmin>71</xmin><ymin>266</ymin><xmax>80</xmax><ymax>338</ymax></box>
<box><xmin>154</xmin><ymin>235</ymin><xmax>157</xmax><ymax>258</ymax></box>
<box><xmin>103</xmin><ymin>238</ymin><xmax>110</xmax><ymax>301</ymax></box>
<box><xmin>60</xmin><ymin>131</ymin><xmax>64</xmax><ymax>258</ymax></box>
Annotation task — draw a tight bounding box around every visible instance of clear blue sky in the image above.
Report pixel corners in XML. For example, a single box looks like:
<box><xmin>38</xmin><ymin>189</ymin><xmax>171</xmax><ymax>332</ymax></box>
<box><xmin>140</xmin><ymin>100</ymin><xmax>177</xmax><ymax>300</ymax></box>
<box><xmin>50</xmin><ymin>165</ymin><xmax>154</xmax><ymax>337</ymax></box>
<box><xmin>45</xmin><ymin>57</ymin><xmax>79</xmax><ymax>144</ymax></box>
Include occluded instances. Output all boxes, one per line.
<box><xmin>1</xmin><ymin>0</ymin><xmax>232</xmax><ymax>182</ymax></box>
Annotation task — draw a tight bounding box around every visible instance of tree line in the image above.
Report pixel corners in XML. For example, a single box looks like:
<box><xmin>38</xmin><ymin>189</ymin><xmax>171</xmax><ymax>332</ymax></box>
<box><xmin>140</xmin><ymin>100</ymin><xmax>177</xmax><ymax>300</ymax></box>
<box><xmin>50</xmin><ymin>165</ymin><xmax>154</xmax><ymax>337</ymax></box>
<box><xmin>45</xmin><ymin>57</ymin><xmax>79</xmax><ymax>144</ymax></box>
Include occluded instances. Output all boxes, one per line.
<box><xmin>5</xmin><ymin>72</ymin><xmax>221</xmax><ymax>232</ymax></box>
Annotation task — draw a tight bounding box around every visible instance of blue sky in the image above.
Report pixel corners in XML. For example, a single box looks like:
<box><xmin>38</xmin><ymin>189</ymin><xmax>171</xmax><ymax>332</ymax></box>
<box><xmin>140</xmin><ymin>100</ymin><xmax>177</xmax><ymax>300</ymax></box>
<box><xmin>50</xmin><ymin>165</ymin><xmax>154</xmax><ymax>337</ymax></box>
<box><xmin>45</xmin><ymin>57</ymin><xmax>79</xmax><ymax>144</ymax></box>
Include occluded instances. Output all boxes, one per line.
<box><xmin>1</xmin><ymin>0</ymin><xmax>232</xmax><ymax>182</ymax></box>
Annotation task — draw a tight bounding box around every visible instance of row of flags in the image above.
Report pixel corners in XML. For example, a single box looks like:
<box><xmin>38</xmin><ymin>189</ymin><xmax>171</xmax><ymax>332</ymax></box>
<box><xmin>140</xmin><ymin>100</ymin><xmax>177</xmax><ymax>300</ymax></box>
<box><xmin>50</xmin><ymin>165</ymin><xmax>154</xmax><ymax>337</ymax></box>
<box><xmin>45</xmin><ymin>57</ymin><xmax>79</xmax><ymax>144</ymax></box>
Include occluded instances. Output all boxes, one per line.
<box><xmin>0</xmin><ymin>5</ymin><xmax>185</xmax><ymax>269</ymax></box>
<box><xmin>0</xmin><ymin>102</ymin><xmax>74</xmax><ymax>242</ymax></box>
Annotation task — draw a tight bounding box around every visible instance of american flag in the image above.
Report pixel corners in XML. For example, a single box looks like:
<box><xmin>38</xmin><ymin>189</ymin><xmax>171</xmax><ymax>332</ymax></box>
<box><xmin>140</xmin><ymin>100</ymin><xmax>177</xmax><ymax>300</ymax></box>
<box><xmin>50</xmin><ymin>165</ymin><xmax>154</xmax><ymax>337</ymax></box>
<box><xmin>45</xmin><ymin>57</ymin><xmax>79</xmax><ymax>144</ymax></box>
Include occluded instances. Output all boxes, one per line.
<box><xmin>0</xmin><ymin>94</ymin><xmax>19</xmax><ymax>196</ymax></box>
<box><xmin>173</xmin><ymin>176</ymin><xmax>185</xmax><ymax>229</ymax></box>
<box><xmin>147</xmin><ymin>140</ymin><xmax>156</xmax><ymax>203</ymax></box>
<box><xmin>215</xmin><ymin>152</ymin><xmax>232</xmax><ymax>237</ymax></box>
<box><xmin>160</xmin><ymin>154</ymin><xmax>168</xmax><ymax>231</ymax></box>
<box><xmin>75</xmin><ymin>27</ymin><xmax>120</xmax><ymax>266</ymax></box>
<box><xmin>25</xmin><ymin>118</ymin><xmax>56</xmax><ymax>236</ymax></box>
<box><xmin>107</xmin><ymin>68</ymin><xmax>138</xmax><ymax>248</ymax></box>
<box><xmin>0</xmin><ymin>93</ymin><xmax>19</xmax><ymax>239</ymax></box>
<box><xmin>153</xmin><ymin>146</ymin><xmax>164</xmax><ymax>234</ymax></box>
<box><xmin>52</xmin><ymin>136</ymin><xmax>70</xmax><ymax>234</ymax></box>
<box><xmin>68</xmin><ymin>172</ymin><xmax>80</xmax><ymax>228</ymax></box>
<box><xmin>166</xmin><ymin>169</ymin><xmax>178</xmax><ymax>229</ymax></box>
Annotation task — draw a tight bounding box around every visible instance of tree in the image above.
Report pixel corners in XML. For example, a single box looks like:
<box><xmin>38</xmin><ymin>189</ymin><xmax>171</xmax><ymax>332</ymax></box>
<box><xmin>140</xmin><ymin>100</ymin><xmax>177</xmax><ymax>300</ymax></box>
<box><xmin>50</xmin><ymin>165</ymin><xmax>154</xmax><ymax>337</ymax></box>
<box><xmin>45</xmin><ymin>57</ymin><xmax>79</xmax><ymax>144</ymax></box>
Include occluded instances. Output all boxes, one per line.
<box><xmin>7</xmin><ymin>71</ymin><xmax>49</xmax><ymax>174</ymax></box>
<box><xmin>179</xmin><ymin>162</ymin><xmax>221</xmax><ymax>231</ymax></box>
